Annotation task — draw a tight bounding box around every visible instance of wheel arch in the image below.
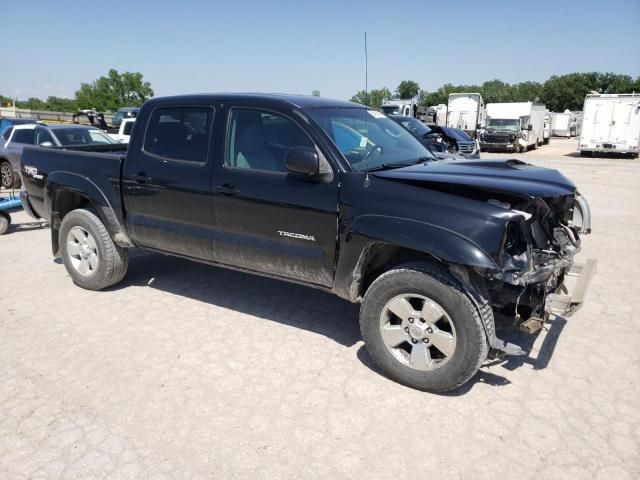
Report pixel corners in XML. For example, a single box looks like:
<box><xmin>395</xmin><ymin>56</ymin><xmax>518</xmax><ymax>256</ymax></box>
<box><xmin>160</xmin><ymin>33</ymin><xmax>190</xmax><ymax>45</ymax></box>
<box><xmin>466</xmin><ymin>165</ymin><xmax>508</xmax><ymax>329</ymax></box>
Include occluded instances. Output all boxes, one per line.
<box><xmin>334</xmin><ymin>215</ymin><xmax>499</xmax><ymax>302</ymax></box>
<box><xmin>45</xmin><ymin>172</ymin><xmax>133</xmax><ymax>256</ymax></box>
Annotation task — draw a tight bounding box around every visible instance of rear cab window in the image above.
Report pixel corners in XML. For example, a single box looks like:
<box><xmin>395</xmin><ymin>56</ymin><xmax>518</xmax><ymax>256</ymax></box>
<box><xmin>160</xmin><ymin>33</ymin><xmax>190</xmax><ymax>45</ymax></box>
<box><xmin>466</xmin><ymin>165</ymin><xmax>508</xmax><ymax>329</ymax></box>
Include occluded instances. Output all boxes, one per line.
<box><xmin>143</xmin><ymin>107</ymin><xmax>213</xmax><ymax>163</ymax></box>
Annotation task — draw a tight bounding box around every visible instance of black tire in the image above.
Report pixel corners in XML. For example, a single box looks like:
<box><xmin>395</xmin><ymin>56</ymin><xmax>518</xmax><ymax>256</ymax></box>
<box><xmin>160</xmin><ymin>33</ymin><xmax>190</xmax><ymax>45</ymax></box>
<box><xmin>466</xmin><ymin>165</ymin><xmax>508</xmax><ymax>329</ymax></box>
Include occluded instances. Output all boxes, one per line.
<box><xmin>1</xmin><ymin>161</ymin><xmax>15</xmax><ymax>189</ymax></box>
<box><xmin>59</xmin><ymin>208</ymin><xmax>129</xmax><ymax>290</ymax></box>
<box><xmin>580</xmin><ymin>151</ymin><xmax>592</xmax><ymax>157</ymax></box>
<box><xmin>0</xmin><ymin>212</ymin><xmax>10</xmax><ymax>235</ymax></box>
<box><xmin>360</xmin><ymin>262</ymin><xmax>490</xmax><ymax>392</ymax></box>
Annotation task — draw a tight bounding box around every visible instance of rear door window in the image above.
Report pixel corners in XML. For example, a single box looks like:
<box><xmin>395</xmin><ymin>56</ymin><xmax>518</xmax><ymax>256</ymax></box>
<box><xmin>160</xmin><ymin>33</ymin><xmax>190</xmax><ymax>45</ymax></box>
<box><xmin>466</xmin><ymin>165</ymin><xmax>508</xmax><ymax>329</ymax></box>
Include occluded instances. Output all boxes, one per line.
<box><xmin>11</xmin><ymin>128</ymin><xmax>36</xmax><ymax>144</ymax></box>
<box><xmin>144</xmin><ymin>107</ymin><xmax>213</xmax><ymax>162</ymax></box>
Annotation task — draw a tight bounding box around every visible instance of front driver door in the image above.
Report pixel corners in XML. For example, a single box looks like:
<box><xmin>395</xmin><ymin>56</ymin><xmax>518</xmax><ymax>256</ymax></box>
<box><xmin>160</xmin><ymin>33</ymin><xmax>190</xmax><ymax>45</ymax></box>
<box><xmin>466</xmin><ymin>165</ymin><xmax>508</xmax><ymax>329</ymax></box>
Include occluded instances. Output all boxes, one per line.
<box><xmin>211</xmin><ymin>107</ymin><xmax>339</xmax><ymax>287</ymax></box>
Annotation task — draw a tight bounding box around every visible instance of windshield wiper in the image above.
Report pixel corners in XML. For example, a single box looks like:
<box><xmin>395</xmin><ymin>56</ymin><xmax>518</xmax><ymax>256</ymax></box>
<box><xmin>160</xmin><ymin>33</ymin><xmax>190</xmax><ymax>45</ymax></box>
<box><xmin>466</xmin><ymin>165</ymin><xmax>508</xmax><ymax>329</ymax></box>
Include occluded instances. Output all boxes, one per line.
<box><xmin>365</xmin><ymin>156</ymin><xmax>432</xmax><ymax>172</ymax></box>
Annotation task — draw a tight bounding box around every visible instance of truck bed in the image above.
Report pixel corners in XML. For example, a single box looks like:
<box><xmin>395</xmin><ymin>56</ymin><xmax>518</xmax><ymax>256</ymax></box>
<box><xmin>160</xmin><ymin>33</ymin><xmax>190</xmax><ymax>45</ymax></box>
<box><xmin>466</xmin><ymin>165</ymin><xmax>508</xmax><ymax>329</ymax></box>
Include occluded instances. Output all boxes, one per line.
<box><xmin>20</xmin><ymin>144</ymin><xmax>128</xmax><ymax>225</ymax></box>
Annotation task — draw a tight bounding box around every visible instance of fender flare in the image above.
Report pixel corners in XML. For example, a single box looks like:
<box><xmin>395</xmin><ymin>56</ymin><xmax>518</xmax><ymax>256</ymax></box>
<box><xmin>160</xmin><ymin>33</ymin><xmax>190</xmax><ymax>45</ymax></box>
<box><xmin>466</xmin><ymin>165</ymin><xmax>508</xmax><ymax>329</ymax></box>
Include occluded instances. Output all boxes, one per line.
<box><xmin>352</xmin><ymin>214</ymin><xmax>498</xmax><ymax>270</ymax></box>
<box><xmin>334</xmin><ymin>214</ymin><xmax>501</xmax><ymax>302</ymax></box>
<box><xmin>45</xmin><ymin>171</ymin><xmax>133</xmax><ymax>253</ymax></box>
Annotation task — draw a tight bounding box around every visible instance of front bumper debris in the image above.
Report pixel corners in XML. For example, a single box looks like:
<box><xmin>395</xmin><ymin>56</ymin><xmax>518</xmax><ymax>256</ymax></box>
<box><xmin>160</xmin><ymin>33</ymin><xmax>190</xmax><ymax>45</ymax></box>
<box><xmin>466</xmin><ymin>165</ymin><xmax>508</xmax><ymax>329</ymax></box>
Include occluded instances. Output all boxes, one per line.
<box><xmin>545</xmin><ymin>259</ymin><xmax>597</xmax><ymax>317</ymax></box>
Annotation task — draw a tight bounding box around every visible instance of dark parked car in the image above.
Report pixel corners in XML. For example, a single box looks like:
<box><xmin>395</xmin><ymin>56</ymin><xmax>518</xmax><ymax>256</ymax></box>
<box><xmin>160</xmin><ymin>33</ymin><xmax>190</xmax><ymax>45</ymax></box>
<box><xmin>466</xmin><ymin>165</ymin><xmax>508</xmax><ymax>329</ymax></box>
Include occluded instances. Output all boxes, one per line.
<box><xmin>1</xmin><ymin>117</ymin><xmax>42</xmax><ymax>188</ymax></box>
<box><xmin>427</xmin><ymin>125</ymin><xmax>480</xmax><ymax>158</ymax></box>
<box><xmin>1</xmin><ymin>123</ymin><xmax>115</xmax><ymax>189</ymax></box>
<box><xmin>20</xmin><ymin>94</ymin><xmax>594</xmax><ymax>392</ymax></box>
<box><xmin>388</xmin><ymin>115</ymin><xmax>448</xmax><ymax>153</ymax></box>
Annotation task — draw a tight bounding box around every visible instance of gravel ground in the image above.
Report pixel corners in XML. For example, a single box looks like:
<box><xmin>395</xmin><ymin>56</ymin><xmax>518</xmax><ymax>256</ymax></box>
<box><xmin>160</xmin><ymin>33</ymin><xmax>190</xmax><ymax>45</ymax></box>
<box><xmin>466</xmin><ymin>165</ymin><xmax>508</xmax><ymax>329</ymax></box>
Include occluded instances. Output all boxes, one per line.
<box><xmin>0</xmin><ymin>138</ymin><xmax>638</xmax><ymax>479</ymax></box>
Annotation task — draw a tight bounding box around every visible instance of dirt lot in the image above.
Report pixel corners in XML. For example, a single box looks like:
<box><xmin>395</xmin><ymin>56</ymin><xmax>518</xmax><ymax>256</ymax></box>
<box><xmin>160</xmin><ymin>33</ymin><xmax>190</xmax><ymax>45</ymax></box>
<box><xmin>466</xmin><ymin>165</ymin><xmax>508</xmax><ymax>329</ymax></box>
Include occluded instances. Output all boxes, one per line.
<box><xmin>1</xmin><ymin>138</ymin><xmax>639</xmax><ymax>479</ymax></box>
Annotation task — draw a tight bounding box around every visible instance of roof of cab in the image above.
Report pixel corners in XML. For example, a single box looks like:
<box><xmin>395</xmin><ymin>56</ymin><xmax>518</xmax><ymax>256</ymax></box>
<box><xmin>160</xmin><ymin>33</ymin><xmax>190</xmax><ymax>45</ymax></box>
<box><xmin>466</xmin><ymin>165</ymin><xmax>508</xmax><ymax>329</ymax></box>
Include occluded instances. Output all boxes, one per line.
<box><xmin>144</xmin><ymin>93</ymin><xmax>361</xmax><ymax>109</ymax></box>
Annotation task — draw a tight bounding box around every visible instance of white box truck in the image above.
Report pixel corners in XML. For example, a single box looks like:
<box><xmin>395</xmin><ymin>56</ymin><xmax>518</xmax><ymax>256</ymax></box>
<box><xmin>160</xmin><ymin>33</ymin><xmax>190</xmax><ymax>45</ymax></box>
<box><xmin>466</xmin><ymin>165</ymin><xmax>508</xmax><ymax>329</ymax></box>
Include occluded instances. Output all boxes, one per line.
<box><xmin>551</xmin><ymin>111</ymin><xmax>578</xmax><ymax>138</ymax></box>
<box><xmin>381</xmin><ymin>99</ymin><xmax>417</xmax><ymax>117</ymax></box>
<box><xmin>480</xmin><ymin>102</ymin><xmax>546</xmax><ymax>153</ymax></box>
<box><xmin>579</xmin><ymin>93</ymin><xmax>640</xmax><ymax>158</ymax></box>
<box><xmin>543</xmin><ymin>110</ymin><xmax>551</xmax><ymax>145</ymax></box>
<box><xmin>446</xmin><ymin>93</ymin><xmax>485</xmax><ymax>138</ymax></box>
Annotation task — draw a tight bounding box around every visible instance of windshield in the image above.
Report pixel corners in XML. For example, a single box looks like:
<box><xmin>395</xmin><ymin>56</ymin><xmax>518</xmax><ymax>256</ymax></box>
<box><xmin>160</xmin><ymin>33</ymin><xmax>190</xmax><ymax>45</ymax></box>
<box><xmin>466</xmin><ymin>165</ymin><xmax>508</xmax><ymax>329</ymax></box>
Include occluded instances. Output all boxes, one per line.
<box><xmin>486</xmin><ymin>119</ymin><xmax>520</xmax><ymax>131</ymax></box>
<box><xmin>395</xmin><ymin>117</ymin><xmax>432</xmax><ymax>136</ymax></box>
<box><xmin>306</xmin><ymin>108</ymin><xmax>434</xmax><ymax>171</ymax></box>
<box><xmin>381</xmin><ymin>105</ymin><xmax>401</xmax><ymax>115</ymax></box>
<box><xmin>54</xmin><ymin>128</ymin><xmax>116</xmax><ymax>146</ymax></box>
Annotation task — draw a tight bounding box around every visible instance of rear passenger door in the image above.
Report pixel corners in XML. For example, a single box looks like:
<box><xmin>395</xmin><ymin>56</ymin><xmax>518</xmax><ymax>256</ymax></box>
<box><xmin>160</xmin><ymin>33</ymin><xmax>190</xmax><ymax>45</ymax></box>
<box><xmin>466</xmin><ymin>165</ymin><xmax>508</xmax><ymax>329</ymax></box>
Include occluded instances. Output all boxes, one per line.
<box><xmin>211</xmin><ymin>107</ymin><xmax>339</xmax><ymax>287</ymax></box>
<box><xmin>123</xmin><ymin>105</ymin><xmax>216</xmax><ymax>260</ymax></box>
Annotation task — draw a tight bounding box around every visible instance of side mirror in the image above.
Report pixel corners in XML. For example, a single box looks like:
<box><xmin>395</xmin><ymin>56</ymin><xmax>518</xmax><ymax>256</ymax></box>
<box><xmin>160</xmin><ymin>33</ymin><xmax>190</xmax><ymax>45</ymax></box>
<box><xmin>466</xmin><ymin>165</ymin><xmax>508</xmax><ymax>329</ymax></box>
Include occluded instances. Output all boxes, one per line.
<box><xmin>286</xmin><ymin>147</ymin><xmax>320</xmax><ymax>177</ymax></box>
<box><xmin>527</xmin><ymin>124</ymin><xmax>533</xmax><ymax>131</ymax></box>
<box><xmin>39</xmin><ymin>141</ymin><xmax>54</xmax><ymax>147</ymax></box>
<box><xmin>476</xmin><ymin>123</ymin><xmax>481</xmax><ymax>130</ymax></box>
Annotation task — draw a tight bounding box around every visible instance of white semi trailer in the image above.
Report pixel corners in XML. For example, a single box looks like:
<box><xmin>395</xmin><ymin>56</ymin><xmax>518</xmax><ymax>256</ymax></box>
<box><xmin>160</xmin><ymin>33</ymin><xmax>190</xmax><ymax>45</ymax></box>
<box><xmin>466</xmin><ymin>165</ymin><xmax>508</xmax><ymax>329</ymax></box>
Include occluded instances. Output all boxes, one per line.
<box><xmin>446</xmin><ymin>93</ymin><xmax>486</xmax><ymax>138</ymax></box>
<box><xmin>579</xmin><ymin>93</ymin><xmax>640</xmax><ymax>158</ymax></box>
<box><xmin>480</xmin><ymin>102</ymin><xmax>546</xmax><ymax>153</ymax></box>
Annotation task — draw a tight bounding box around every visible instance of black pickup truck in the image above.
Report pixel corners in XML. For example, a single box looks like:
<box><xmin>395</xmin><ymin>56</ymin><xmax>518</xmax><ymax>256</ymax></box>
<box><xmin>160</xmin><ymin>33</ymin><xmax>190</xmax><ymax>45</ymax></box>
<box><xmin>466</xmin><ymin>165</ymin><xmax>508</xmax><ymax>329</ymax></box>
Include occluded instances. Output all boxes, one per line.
<box><xmin>20</xmin><ymin>94</ymin><xmax>595</xmax><ymax>392</ymax></box>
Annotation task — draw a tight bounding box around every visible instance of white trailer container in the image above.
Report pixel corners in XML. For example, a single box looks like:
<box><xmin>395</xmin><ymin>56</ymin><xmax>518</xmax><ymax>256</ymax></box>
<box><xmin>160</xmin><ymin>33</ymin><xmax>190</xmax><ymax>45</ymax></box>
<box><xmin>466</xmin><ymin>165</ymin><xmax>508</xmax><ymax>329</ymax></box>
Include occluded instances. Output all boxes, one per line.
<box><xmin>480</xmin><ymin>102</ymin><xmax>546</xmax><ymax>153</ymax></box>
<box><xmin>430</xmin><ymin>104</ymin><xmax>447</xmax><ymax>126</ymax></box>
<box><xmin>579</xmin><ymin>93</ymin><xmax>640</xmax><ymax>157</ymax></box>
<box><xmin>446</xmin><ymin>93</ymin><xmax>485</xmax><ymax>138</ymax></box>
<box><xmin>551</xmin><ymin>112</ymin><xmax>573</xmax><ymax>137</ymax></box>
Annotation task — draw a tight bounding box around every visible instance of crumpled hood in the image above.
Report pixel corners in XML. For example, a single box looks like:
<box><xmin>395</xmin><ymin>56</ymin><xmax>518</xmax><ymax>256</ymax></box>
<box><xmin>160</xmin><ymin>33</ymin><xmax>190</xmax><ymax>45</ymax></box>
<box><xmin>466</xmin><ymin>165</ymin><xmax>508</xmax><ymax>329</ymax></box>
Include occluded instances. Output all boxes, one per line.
<box><xmin>372</xmin><ymin>159</ymin><xmax>576</xmax><ymax>197</ymax></box>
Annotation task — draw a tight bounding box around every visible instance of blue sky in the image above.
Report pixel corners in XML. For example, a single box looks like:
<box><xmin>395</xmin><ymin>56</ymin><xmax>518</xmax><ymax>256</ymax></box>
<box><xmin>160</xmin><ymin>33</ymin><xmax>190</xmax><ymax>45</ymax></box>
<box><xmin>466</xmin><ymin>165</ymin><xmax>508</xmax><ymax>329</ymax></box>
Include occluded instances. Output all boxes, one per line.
<box><xmin>2</xmin><ymin>0</ymin><xmax>639</xmax><ymax>101</ymax></box>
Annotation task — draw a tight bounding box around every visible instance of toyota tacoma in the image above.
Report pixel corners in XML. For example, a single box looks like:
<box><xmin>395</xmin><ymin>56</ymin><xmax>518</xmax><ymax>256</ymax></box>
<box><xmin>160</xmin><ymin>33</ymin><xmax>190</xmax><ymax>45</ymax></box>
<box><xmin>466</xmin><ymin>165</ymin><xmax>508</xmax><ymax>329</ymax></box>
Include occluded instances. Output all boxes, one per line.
<box><xmin>20</xmin><ymin>94</ymin><xmax>595</xmax><ymax>392</ymax></box>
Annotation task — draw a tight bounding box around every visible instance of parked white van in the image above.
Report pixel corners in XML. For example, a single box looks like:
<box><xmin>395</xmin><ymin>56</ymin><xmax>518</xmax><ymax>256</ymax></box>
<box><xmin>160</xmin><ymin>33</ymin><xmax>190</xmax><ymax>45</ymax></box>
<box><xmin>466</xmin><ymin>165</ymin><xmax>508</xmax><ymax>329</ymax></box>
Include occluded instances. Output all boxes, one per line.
<box><xmin>578</xmin><ymin>94</ymin><xmax>640</xmax><ymax>158</ymax></box>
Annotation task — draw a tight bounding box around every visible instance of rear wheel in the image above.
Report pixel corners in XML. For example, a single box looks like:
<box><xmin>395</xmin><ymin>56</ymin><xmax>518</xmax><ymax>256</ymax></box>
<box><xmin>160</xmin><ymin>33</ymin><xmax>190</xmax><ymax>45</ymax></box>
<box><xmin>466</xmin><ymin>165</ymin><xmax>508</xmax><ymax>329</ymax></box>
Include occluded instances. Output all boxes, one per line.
<box><xmin>360</xmin><ymin>263</ymin><xmax>490</xmax><ymax>392</ymax></box>
<box><xmin>1</xmin><ymin>161</ymin><xmax>15</xmax><ymax>189</ymax></box>
<box><xmin>0</xmin><ymin>212</ymin><xmax>10</xmax><ymax>235</ymax></box>
<box><xmin>60</xmin><ymin>208</ymin><xmax>129</xmax><ymax>290</ymax></box>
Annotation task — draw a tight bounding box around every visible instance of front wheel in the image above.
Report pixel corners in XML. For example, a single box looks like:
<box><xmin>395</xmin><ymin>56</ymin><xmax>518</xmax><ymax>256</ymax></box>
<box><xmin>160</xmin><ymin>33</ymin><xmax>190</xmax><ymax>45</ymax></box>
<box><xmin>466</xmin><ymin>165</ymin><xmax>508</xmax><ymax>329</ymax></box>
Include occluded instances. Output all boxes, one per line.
<box><xmin>360</xmin><ymin>263</ymin><xmax>490</xmax><ymax>392</ymax></box>
<box><xmin>60</xmin><ymin>208</ymin><xmax>129</xmax><ymax>290</ymax></box>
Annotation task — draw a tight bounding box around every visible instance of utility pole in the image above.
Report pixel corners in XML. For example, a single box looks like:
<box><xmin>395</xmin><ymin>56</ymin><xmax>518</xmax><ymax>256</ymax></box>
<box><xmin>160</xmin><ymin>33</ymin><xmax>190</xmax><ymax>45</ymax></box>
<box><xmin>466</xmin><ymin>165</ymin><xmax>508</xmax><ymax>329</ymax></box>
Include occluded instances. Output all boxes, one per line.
<box><xmin>364</xmin><ymin>32</ymin><xmax>368</xmax><ymax>97</ymax></box>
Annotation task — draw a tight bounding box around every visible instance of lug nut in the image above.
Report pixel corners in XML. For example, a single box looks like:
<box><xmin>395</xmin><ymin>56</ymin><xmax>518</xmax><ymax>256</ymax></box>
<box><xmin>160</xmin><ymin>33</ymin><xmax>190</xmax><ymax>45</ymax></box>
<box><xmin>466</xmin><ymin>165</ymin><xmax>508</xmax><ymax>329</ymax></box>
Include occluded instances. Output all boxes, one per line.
<box><xmin>408</xmin><ymin>318</ymin><xmax>414</xmax><ymax>323</ymax></box>
<box><xmin>427</xmin><ymin>327</ymin><xmax>433</xmax><ymax>334</ymax></box>
<box><xmin>404</xmin><ymin>327</ymin><xmax>409</xmax><ymax>333</ymax></box>
<box><xmin>411</xmin><ymin>338</ymin><xmax>418</xmax><ymax>344</ymax></box>
<box><xmin>423</xmin><ymin>338</ymin><xmax>429</xmax><ymax>344</ymax></box>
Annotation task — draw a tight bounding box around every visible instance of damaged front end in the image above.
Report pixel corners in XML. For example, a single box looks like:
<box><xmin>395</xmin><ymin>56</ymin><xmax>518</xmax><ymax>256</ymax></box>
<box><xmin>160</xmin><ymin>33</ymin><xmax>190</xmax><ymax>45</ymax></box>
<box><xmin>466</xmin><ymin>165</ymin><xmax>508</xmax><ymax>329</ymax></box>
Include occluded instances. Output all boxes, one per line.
<box><xmin>488</xmin><ymin>191</ymin><xmax>596</xmax><ymax>337</ymax></box>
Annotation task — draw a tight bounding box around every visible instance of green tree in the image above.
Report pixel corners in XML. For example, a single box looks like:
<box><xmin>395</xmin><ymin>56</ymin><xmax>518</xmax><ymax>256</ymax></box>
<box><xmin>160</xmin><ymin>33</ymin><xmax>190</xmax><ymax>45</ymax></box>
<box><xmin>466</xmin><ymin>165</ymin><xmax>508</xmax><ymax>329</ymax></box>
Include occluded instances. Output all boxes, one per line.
<box><xmin>479</xmin><ymin>79</ymin><xmax>513</xmax><ymax>103</ymax></box>
<box><xmin>512</xmin><ymin>81</ymin><xmax>543</xmax><ymax>102</ymax></box>
<box><xmin>15</xmin><ymin>97</ymin><xmax>46</xmax><ymax>110</ymax></box>
<box><xmin>311</xmin><ymin>90</ymin><xmax>320</xmax><ymax>97</ymax></box>
<box><xmin>75</xmin><ymin>69</ymin><xmax>154</xmax><ymax>111</ymax></box>
<box><xmin>350</xmin><ymin>87</ymin><xmax>393</xmax><ymax>110</ymax></box>
<box><xmin>396</xmin><ymin>80</ymin><xmax>420</xmax><ymax>99</ymax></box>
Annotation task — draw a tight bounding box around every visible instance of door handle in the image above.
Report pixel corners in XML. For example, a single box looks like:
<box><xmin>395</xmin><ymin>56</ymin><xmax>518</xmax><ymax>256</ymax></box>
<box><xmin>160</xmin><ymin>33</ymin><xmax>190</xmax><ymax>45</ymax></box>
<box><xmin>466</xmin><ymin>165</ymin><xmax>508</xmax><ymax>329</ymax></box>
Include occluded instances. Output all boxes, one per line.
<box><xmin>213</xmin><ymin>184</ymin><xmax>239</xmax><ymax>195</ymax></box>
<box><xmin>131</xmin><ymin>173</ymin><xmax>151</xmax><ymax>184</ymax></box>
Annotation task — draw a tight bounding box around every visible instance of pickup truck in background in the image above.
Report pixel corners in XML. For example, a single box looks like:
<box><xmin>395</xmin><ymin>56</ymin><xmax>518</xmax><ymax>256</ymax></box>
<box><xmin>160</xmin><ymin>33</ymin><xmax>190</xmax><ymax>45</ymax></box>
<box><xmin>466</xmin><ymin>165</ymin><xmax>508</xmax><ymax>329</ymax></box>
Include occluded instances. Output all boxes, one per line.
<box><xmin>108</xmin><ymin>118</ymin><xmax>136</xmax><ymax>143</ymax></box>
<box><xmin>20</xmin><ymin>94</ymin><xmax>595</xmax><ymax>392</ymax></box>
